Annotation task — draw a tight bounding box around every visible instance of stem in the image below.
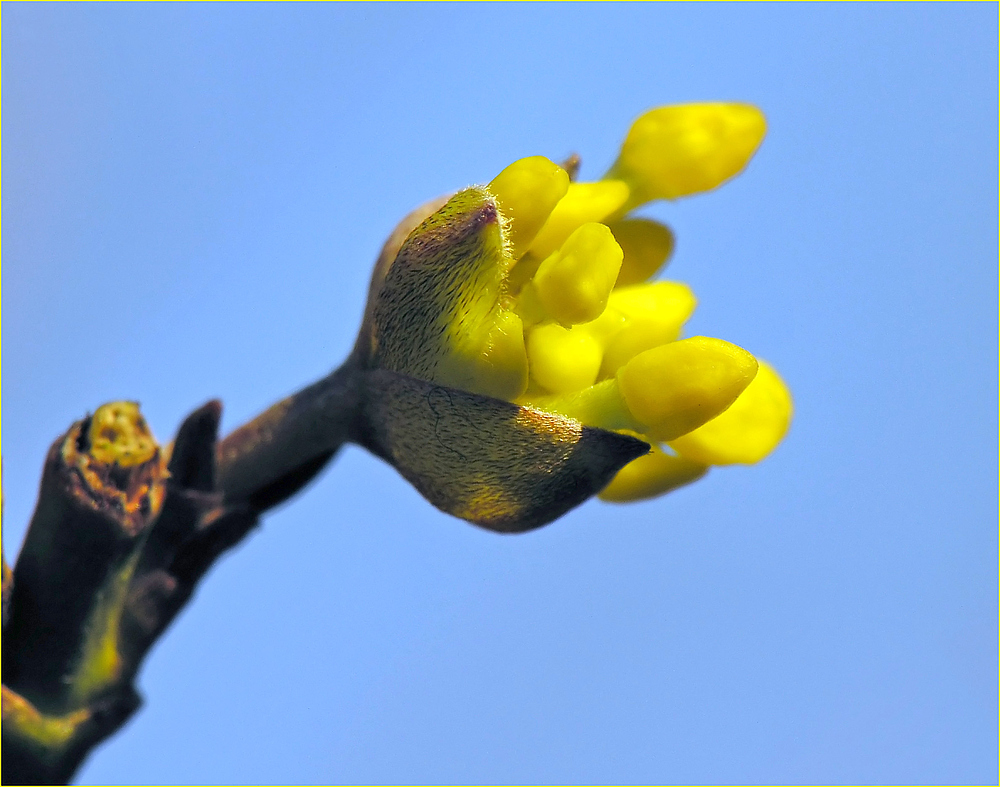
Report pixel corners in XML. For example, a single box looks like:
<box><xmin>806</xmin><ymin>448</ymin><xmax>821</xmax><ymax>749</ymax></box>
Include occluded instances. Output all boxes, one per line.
<box><xmin>2</xmin><ymin>405</ymin><xmax>166</xmax><ymax>715</ymax></box>
<box><xmin>215</xmin><ymin>360</ymin><xmax>362</xmax><ymax>510</ymax></box>
<box><xmin>2</xmin><ymin>684</ymin><xmax>140</xmax><ymax>785</ymax></box>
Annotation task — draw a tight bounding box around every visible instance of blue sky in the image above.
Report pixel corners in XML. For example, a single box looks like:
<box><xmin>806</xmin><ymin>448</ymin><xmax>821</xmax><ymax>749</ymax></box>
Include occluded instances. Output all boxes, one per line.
<box><xmin>2</xmin><ymin>3</ymin><xmax>997</xmax><ymax>783</ymax></box>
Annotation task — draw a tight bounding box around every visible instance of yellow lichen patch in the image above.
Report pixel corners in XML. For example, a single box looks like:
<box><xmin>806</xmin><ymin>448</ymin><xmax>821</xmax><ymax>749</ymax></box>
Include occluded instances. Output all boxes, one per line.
<box><xmin>608</xmin><ymin>103</ymin><xmax>767</xmax><ymax>208</ymax></box>
<box><xmin>670</xmin><ymin>360</ymin><xmax>792</xmax><ymax>465</ymax></box>
<box><xmin>87</xmin><ymin>402</ymin><xmax>157</xmax><ymax>467</ymax></box>
<box><xmin>488</xmin><ymin>156</ymin><xmax>569</xmax><ymax>259</ymax></box>
<box><xmin>527</xmin><ymin>180</ymin><xmax>630</xmax><ymax>260</ymax></box>
<box><xmin>616</xmin><ymin>336</ymin><xmax>758</xmax><ymax>441</ymax></box>
<box><xmin>598</xmin><ymin>443</ymin><xmax>707</xmax><ymax>503</ymax></box>
<box><xmin>608</xmin><ymin>218</ymin><xmax>675</xmax><ymax>286</ymax></box>
<box><xmin>68</xmin><ymin>548</ymin><xmax>144</xmax><ymax>707</ymax></box>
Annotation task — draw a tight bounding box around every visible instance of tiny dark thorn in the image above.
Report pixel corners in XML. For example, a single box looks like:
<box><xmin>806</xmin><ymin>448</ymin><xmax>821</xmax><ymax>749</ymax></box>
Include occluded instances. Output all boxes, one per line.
<box><xmin>169</xmin><ymin>400</ymin><xmax>223</xmax><ymax>491</ymax></box>
<box><xmin>561</xmin><ymin>153</ymin><xmax>582</xmax><ymax>181</ymax></box>
<box><xmin>605</xmin><ymin>429</ymin><xmax>651</xmax><ymax>464</ymax></box>
<box><xmin>76</xmin><ymin>415</ymin><xmax>93</xmax><ymax>453</ymax></box>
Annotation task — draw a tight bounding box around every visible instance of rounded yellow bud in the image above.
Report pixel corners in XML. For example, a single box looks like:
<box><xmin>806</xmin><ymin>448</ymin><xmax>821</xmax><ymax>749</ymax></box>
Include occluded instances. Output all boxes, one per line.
<box><xmin>578</xmin><ymin>305</ymin><xmax>628</xmax><ymax>347</ymax></box>
<box><xmin>670</xmin><ymin>360</ymin><xmax>792</xmax><ymax>465</ymax></box>
<box><xmin>599</xmin><ymin>282</ymin><xmax>697</xmax><ymax>376</ymax></box>
<box><xmin>527</xmin><ymin>180</ymin><xmax>630</xmax><ymax>260</ymax></box>
<box><xmin>616</xmin><ymin>336</ymin><xmax>759</xmax><ymax>441</ymax></box>
<box><xmin>87</xmin><ymin>401</ymin><xmax>157</xmax><ymax>467</ymax></box>
<box><xmin>598</xmin><ymin>444</ymin><xmax>707</xmax><ymax>503</ymax></box>
<box><xmin>527</xmin><ymin>323</ymin><xmax>603</xmax><ymax>395</ymax></box>
<box><xmin>608</xmin><ymin>103</ymin><xmax>767</xmax><ymax>207</ymax></box>
<box><xmin>608</xmin><ymin>218</ymin><xmax>675</xmax><ymax>286</ymax></box>
<box><xmin>531</xmin><ymin>222</ymin><xmax>624</xmax><ymax>325</ymax></box>
<box><xmin>488</xmin><ymin>156</ymin><xmax>569</xmax><ymax>259</ymax></box>
<box><xmin>437</xmin><ymin>309</ymin><xmax>529</xmax><ymax>401</ymax></box>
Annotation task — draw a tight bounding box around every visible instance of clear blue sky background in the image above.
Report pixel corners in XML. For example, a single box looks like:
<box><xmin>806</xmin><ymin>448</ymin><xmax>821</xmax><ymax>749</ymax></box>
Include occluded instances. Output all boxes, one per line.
<box><xmin>2</xmin><ymin>3</ymin><xmax>997</xmax><ymax>784</ymax></box>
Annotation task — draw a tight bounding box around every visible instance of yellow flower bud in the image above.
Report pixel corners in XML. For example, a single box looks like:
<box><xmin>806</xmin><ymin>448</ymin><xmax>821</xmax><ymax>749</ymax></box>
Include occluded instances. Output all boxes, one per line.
<box><xmin>598</xmin><ymin>444</ymin><xmax>707</xmax><ymax>503</ymax></box>
<box><xmin>527</xmin><ymin>222</ymin><xmax>624</xmax><ymax>325</ymax></box>
<box><xmin>437</xmin><ymin>309</ymin><xmax>529</xmax><ymax>402</ymax></box>
<box><xmin>488</xmin><ymin>156</ymin><xmax>569</xmax><ymax>259</ymax></box>
<box><xmin>608</xmin><ymin>103</ymin><xmax>766</xmax><ymax>207</ymax></box>
<box><xmin>608</xmin><ymin>218</ymin><xmax>675</xmax><ymax>286</ymax></box>
<box><xmin>670</xmin><ymin>360</ymin><xmax>792</xmax><ymax>465</ymax></box>
<box><xmin>354</xmin><ymin>104</ymin><xmax>790</xmax><ymax>523</ymax></box>
<box><xmin>616</xmin><ymin>336</ymin><xmax>758</xmax><ymax>441</ymax></box>
<box><xmin>599</xmin><ymin>282</ymin><xmax>697</xmax><ymax>376</ymax></box>
<box><xmin>578</xmin><ymin>305</ymin><xmax>628</xmax><ymax>346</ymax></box>
<box><xmin>527</xmin><ymin>322</ymin><xmax>603</xmax><ymax>395</ymax></box>
<box><xmin>527</xmin><ymin>180</ymin><xmax>630</xmax><ymax>260</ymax></box>
<box><xmin>87</xmin><ymin>401</ymin><xmax>157</xmax><ymax>467</ymax></box>
<box><xmin>368</xmin><ymin>187</ymin><xmax>528</xmax><ymax>400</ymax></box>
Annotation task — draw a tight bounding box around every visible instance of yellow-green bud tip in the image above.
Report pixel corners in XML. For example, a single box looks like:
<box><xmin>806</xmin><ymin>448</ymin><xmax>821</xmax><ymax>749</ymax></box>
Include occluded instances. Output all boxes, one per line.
<box><xmin>86</xmin><ymin>401</ymin><xmax>157</xmax><ymax>467</ymax></box>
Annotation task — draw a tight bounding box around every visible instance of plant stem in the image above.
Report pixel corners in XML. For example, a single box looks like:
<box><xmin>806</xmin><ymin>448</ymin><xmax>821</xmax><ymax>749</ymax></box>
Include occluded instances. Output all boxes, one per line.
<box><xmin>215</xmin><ymin>359</ymin><xmax>362</xmax><ymax>511</ymax></box>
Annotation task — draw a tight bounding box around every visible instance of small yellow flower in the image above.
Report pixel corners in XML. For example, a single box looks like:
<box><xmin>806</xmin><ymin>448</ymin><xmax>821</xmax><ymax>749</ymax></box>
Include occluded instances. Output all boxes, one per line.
<box><xmin>354</xmin><ymin>103</ymin><xmax>792</xmax><ymax>530</ymax></box>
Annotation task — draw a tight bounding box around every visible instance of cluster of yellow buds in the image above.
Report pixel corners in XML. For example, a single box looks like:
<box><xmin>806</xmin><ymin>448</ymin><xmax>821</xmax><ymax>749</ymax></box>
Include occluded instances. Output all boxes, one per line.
<box><xmin>358</xmin><ymin>103</ymin><xmax>792</xmax><ymax>525</ymax></box>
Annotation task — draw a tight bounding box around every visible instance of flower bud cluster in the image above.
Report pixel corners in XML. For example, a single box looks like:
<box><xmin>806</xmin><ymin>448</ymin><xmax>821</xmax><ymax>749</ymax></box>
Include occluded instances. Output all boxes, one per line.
<box><xmin>365</xmin><ymin>103</ymin><xmax>792</xmax><ymax>507</ymax></box>
<box><xmin>488</xmin><ymin>104</ymin><xmax>791</xmax><ymax>501</ymax></box>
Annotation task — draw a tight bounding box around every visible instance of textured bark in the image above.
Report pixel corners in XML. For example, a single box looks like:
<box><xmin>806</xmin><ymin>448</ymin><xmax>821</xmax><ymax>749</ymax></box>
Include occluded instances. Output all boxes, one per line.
<box><xmin>2</xmin><ymin>401</ymin><xmax>255</xmax><ymax>784</ymax></box>
<box><xmin>1</xmin><ymin>178</ymin><xmax>651</xmax><ymax>782</ymax></box>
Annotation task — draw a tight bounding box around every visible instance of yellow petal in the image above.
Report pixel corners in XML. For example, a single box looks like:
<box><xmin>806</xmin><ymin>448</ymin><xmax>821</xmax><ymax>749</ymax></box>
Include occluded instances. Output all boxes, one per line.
<box><xmin>608</xmin><ymin>281</ymin><xmax>697</xmax><ymax>323</ymax></box>
<box><xmin>670</xmin><ymin>360</ymin><xmax>792</xmax><ymax>465</ymax></box>
<box><xmin>1</xmin><ymin>685</ymin><xmax>93</xmax><ymax>751</ymax></box>
<box><xmin>528</xmin><ymin>222</ymin><xmax>623</xmax><ymax>325</ymax></box>
<box><xmin>598</xmin><ymin>444</ymin><xmax>708</xmax><ymax>503</ymax></box>
<box><xmin>608</xmin><ymin>103</ymin><xmax>766</xmax><ymax>207</ymax></box>
<box><xmin>608</xmin><ymin>218</ymin><xmax>675</xmax><ymax>287</ymax></box>
<box><xmin>599</xmin><ymin>282</ymin><xmax>697</xmax><ymax>376</ymax></box>
<box><xmin>437</xmin><ymin>309</ymin><xmax>529</xmax><ymax>401</ymax></box>
<box><xmin>488</xmin><ymin>156</ymin><xmax>569</xmax><ymax>259</ymax></box>
<box><xmin>527</xmin><ymin>322</ymin><xmax>603</xmax><ymax>395</ymax></box>
<box><xmin>578</xmin><ymin>305</ymin><xmax>628</xmax><ymax>346</ymax></box>
<box><xmin>616</xmin><ymin>336</ymin><xmax>758</xmax><ymax>441</ymax></box>
<box><xmin>527</xmin><ymin>180</ymin><xmax>630</xmax><ymax>260</ymax></box>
